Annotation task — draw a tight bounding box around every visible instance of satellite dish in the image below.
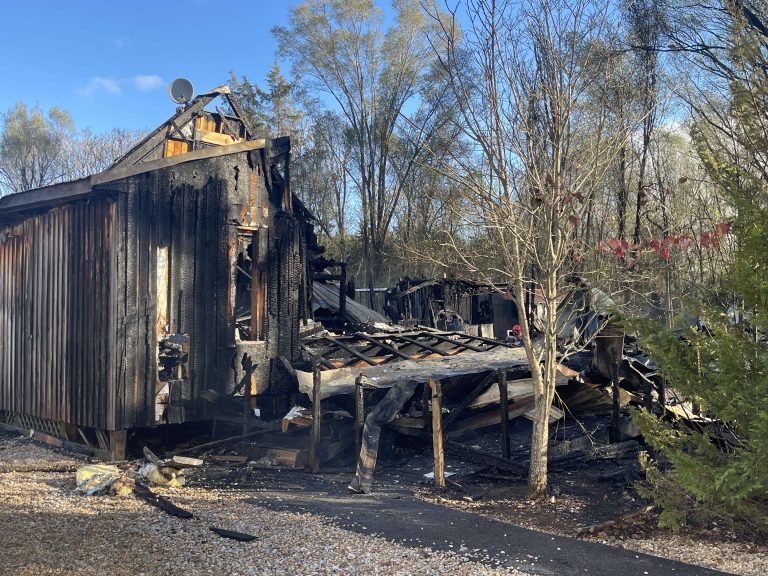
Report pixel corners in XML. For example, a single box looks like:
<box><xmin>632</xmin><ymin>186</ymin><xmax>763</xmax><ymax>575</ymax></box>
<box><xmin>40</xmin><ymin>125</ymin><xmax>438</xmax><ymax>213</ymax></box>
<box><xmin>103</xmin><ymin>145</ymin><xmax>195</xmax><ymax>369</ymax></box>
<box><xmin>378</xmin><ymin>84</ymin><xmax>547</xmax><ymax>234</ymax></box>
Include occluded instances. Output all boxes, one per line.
<box><xmin>168</xmin><ymin>78</ymin><xmax>195</xmax><ymax>104</ymax></box>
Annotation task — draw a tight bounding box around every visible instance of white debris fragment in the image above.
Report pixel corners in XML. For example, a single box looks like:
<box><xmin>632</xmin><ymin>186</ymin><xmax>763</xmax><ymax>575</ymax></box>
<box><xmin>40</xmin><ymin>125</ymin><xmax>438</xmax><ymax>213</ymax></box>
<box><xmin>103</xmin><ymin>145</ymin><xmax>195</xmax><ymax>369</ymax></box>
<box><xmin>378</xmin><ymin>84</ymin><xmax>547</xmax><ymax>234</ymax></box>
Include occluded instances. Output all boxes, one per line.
<box><xmin>75</xmin><ymin>464</ymin><xmax>122</xmax><ymax>495</ymax></box>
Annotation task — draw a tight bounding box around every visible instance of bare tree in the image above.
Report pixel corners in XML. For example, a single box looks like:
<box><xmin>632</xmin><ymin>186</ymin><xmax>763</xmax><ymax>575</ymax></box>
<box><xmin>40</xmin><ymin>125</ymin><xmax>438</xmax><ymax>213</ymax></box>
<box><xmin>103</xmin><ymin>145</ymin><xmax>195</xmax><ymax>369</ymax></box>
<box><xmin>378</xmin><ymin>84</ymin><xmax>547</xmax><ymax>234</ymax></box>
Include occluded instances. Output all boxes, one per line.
<box><xmin>425</xmin><ymin>0</ymin><xmax>621</xmax><ymax>498</ymax></box>
<box><xmin>626</xmin><ymin>0</ymin><xmax>666</xmax><ymax>248</ymax></box>
<box><xmin>0</xmin><ymin>102</ymin><xmax>145</xmax><ymax>196</ymax></box>
<box><xmin>296</xmin><ymin>112</ymin><xmax>355</xmax><ymax>262</ymax></box>
<box><xmin>275</xmin><ymin>0</ymin><xmax>446</xmax><ymax>294</ymax></box>
<box><xmin>61</xmin><ymin>127</ymin><xmax>146</xmax><ymax>181</ymax></box>
<box><xmin>0</xmin><ymin>103</ymin><xmax>74</xmax><ymax>195</ymax></box>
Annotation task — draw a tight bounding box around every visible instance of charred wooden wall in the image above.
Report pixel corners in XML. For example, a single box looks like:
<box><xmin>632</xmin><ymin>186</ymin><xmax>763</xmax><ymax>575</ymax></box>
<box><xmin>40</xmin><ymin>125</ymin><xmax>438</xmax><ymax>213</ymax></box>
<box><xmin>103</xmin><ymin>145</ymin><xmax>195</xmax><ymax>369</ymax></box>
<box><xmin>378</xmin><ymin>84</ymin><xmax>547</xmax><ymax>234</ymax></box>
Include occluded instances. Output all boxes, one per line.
<box><xmin>0</xmin><ymin>140</ymin><xmax>307</xmax><ymax>432</ymax></box>
<box><xmin>106</xmin><ymin>146</ymin><xmax>303</xmax><ymax>428</ymax></box>
<box><xmin>0</xmin><ymin>198</ymin><xmax>117</xmax><ymax>430</ymax></box>
<box><xmin>105</xmin><ymin>163</ymin><xmax>234</xmax><ymax>428</ymax></box>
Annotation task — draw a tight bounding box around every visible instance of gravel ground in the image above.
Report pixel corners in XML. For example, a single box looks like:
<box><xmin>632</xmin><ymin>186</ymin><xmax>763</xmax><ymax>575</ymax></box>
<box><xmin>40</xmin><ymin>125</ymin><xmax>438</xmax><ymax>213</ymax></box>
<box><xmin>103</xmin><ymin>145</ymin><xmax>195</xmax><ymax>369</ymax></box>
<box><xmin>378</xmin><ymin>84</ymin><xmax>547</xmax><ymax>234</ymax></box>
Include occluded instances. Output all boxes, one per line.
<box><xmin>585</xmin><ymin>532</ymin><xmax>767</xmax><ymax>576</ymax></box>
<box><xmin>0</xmin><ymin>434</ymin><xmax>527</xmax><ymax>576</ymax></box>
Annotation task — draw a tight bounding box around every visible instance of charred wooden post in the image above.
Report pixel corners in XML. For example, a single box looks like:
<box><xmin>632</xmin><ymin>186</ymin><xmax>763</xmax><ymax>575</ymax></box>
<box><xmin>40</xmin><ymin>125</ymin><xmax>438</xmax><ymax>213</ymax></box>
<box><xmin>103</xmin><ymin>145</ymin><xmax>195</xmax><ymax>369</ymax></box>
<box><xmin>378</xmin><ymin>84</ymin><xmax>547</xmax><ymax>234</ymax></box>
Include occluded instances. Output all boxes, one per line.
<box><xmin>109</xmin><ymin>430</ymin><xmax>127</xmax><ymax>462</ymax></box>
<box><xmin>422</xmin><ymin>381</ymin><xmax>432</xmax><ymax>436</ymax></box>
<box><xmin>642</xmin><ymin>377</ymin><xmax>653</xmax><ymax>412</ymax></box>
<box><xmin>309</xmin><ymin>357</ymin><xmax>322</xmax><ymax>473</ymax></box>
<box><xmin>242</xmin><ymin>355</ymin><xmax>253</xmax><ymax>436</ymax></box>
<box><xmin>339</xmin><ymin>262</ymin><xmax>347</xmax><ymax>319</ymax></box>
<box><xmin>348</xmin><ymin>380</ymin><xmax>419</xmax><ymax>493</ymax></box>
<box><xmin>497</xmin><ymin>368</ymin><xmax>510</xmax><ymax>458</ymax></box>
<box><xmin>658</xmin><ymin>376</ymin><xmax>666</xmax><ymax>410</ymax></box>
<box><xmin>355</xmin><ymin>375</ymin><xmax>365</xmax><ymax>458</ymax></box>
<box><xmin>429</xmin><ymin>378</ymin><xmax>445</xmax><ymax>489</ymax></box>
<box><xmin>611</xmin><ymin>347</ymin><xmax>621</xmax><ymax>441</ymax></box>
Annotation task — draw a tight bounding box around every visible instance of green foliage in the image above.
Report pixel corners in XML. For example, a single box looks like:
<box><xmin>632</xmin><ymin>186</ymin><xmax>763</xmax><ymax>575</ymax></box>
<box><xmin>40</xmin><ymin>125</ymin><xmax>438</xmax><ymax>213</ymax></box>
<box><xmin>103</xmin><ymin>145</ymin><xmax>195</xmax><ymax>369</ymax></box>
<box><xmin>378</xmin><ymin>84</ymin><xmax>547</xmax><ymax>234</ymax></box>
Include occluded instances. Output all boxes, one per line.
<box><xmin>632</xmin><ymin>191</ymin><xmax>768</xmax><ymax>532</ymax></box>
<box><xmin>229</xmin><ymin>61</ymin><xmax>305</xmax><ymax>140</ymax></box>
<box><xmin>634</xmin><ymin>451</ymin><xmax>713</xmax><ymax>532</ymax></box>
<box><xmin>632</xmin><ymin>12</ymin><xmax>768</xmax><ymax>535</ymax></box>
<box><xmin>0</xmin><ymin>103</ymin><xmax>140</xmax><ymax>196</ymax></box>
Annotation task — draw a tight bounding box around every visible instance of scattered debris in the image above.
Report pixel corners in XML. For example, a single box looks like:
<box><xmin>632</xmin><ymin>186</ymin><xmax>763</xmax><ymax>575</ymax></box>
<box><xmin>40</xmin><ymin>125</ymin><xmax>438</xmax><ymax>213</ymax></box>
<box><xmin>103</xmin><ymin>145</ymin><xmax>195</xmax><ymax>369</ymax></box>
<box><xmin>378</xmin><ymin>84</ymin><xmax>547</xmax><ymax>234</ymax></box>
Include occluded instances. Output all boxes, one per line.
<box><xmin>168</xmin><ymin>455</ymin><xmax>205</xmax><ymax>468</ymax></box>
<box><xmin>575</xmin><ymin>505</ymin><xmax>655</xmax><ymax>537</ymax></box>
<box><xmin>424</xmin><ymin>471</ymin><xmax>456</xmax><ymax>480</ymax></box>
<box><xmin>208</xmin><ymin>455</ymin><xmax>248</xmax><ymax>464</ymax></box>
<box><xmin>75</xmin><ymin>464</ymin><xmax>123</xmax><ymax>496</ymax></box>
<box><xmin>135</xmin><ymin>446</ymin><xmax>201</xmax><ymax>487</ymax></box>
<box><xmin>140</xmin><ymin>462</ymin><xmax>186</xmax><ymax>487</ymax></box>
<box><xmin>111</xmin><ymin>475</ymin><xmax>136</xmax><ymax>497</ymax></box>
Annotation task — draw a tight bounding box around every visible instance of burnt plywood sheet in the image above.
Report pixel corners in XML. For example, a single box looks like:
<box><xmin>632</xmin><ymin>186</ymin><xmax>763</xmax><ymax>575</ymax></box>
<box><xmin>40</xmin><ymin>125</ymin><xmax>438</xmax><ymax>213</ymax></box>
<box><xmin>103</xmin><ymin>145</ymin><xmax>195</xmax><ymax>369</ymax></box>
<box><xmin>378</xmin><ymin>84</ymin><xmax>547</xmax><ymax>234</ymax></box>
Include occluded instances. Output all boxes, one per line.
<box><xmin>297</xmin><ymin>346</ymin><xmax>530</xmax><ymax>400</ymax></box>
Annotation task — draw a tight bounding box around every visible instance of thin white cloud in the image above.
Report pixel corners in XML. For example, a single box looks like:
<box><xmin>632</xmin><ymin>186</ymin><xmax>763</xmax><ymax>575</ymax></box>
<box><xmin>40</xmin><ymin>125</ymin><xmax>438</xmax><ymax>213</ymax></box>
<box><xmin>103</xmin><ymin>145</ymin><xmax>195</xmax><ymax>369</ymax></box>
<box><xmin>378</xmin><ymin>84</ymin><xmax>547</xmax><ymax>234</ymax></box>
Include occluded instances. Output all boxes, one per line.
<box><xmin>78</xmin><ymin>74</ymin><xmax>164</xmax><ymax>96</ymax></box>
<box><xmin>112</xmin><ymin>37</ymin><xmax>128</xmax><ymax>48</ymax></box>
<box><xmin>79</xmin><ymin>77</ymin><xmax>122</xmax><ymax>96</ymax></box>
<box><xmin>131</xmin><ymin>74</ymin><xmax>163</xmax><ymax>92</ymax></box>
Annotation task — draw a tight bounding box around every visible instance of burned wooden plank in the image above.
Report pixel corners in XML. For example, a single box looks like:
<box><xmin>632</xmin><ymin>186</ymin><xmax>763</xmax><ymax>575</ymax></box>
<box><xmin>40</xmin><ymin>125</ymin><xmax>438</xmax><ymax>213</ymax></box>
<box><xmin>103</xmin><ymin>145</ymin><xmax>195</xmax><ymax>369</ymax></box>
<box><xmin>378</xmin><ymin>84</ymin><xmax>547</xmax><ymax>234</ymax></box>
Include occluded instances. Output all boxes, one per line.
<box><xmin>133</xmin><ymin>483</ymin><xmax>193</xmax><ymax>519</ymax></box>
<box><xmin>498</xmin><ymin>368</ymin><xmax>510</xmax><ymax>458</ymax></box>
<box><xmin>420</xmin><ymin>331</ymin><xmax>485</xmax><ymax>352</ymax></box>
<box><xmin>354</xmin><ymin>333</ymin><xmax>412</xmax><ymax>360</ymax></box>
<box><xmin>445</xmin><ymin>331</ymin><xmax>517</xmax><ymax>349</ymax></box>
<box><xmin>355</xmin><ymin>375</ymin><xmax>365</xmax><ymax>458</ymax></box>
<box><xmin>391</xmin><ymin>334</ymin><xmax>452</xmax><ymax>356</ymax></box>
<box><xmin>209</xmin><ymin>527</ymin><xmax>258</xmax><ymax>542</ymax></box>
<box><xmin>320</xmin><ymin>335</ymin><xmax>379</xmax><ymax>367</ymax></box>
<box><xmin>441</xmin><ymin>370</ymin><xmax>496</xmax><ymax>430</ymax></box>
<box><xmin>171</xmin><ymin>429</ymin><xmax>274</xmax><ymax>455</ymax></box>
<box><xmin>167</xmin><ymin>456</ymin><xmax>204</xmax><ymax>469</ymax></box>
<box><xmin>349</xmin><ymin>379</ymin><xmax>420</xmax><ymax>494</ymax></box>
<box><xmin>448</xmin><ymin>395</ymin><xmax>536</xmax><ymax>436</ymax></box>
<box><xmin>208</xmin><ymin>455</ymin><xmax>248</xmax><ymax>464</ymax></box>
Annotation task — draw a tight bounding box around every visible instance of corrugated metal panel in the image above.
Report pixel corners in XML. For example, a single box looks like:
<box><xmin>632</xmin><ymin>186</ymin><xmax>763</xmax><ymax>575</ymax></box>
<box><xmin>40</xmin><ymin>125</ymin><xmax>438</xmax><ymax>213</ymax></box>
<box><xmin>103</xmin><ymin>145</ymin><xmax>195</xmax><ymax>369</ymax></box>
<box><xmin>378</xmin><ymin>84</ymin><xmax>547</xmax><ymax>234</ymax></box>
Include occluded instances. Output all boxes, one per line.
<box><xmin>0</xmin><ymin>199</ymin><xmax>116</xmax><ymax>430</ymax></box>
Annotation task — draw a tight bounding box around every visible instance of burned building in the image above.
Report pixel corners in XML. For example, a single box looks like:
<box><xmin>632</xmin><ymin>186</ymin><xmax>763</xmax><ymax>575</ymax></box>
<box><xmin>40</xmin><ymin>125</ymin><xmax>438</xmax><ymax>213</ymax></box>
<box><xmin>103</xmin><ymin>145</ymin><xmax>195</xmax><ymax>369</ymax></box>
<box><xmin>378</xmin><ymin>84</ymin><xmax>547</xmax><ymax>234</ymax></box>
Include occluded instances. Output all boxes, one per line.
<box><xmin>0</xmin><ymin>87</ymin><xmax>316</xmax><ymax>458</ymax></box>
<box><xmin>376</xmin><ymin>278</ymin><xmax>523</xmax><ymax>340</ymax></box>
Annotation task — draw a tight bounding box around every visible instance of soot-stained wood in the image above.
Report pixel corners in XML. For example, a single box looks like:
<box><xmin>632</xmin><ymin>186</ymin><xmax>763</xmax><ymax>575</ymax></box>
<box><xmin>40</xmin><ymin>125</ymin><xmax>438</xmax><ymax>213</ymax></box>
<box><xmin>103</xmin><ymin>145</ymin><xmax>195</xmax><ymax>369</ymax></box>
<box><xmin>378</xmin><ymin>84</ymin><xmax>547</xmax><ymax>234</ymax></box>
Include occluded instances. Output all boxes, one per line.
<box><xmin>0</xmin><ymin>138</ymin><xmax>306</xmax><ymax>436</ymax></box>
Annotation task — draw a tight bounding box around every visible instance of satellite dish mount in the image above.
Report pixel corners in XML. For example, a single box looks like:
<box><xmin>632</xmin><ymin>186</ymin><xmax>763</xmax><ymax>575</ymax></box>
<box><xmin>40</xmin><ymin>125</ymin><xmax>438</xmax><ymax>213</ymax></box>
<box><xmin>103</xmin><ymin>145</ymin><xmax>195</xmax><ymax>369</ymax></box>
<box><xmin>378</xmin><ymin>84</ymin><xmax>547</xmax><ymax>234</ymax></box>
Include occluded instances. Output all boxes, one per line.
<box><xmin>168</xmin><ymin>78</ymin><xmax>195</xmax><ymax>105</ymax></box>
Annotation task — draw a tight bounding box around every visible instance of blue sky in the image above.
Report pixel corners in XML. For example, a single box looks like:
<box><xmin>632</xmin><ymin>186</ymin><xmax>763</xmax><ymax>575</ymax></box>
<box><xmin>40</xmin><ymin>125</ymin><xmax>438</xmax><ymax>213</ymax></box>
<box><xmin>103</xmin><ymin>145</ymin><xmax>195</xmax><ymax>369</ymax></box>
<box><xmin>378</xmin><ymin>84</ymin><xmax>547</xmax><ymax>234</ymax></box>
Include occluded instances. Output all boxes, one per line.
<box><xmin>0</xmin><ymin>1</ymin><xmax>293</xmax><ymax>133</ymax></box>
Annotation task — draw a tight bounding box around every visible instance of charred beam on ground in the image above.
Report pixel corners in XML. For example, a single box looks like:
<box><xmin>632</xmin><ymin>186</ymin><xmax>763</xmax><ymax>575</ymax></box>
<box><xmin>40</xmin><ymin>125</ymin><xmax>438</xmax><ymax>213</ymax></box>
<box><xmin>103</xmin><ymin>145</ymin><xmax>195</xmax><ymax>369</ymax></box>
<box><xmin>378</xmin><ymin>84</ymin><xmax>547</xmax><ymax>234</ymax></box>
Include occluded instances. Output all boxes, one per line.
<box><xmin>348</xmin><ymin>379</ymin><xmax>419</xmax><ymax>493</ymax></box>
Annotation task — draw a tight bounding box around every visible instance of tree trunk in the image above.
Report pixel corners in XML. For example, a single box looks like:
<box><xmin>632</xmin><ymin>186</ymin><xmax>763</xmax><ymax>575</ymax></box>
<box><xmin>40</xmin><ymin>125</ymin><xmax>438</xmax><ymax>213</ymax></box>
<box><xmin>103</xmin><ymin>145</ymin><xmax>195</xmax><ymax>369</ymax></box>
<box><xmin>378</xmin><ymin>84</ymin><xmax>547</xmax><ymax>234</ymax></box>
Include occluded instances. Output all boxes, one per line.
<box><xmin>617</xmin><ymin>143</ymin><xmax>628</xmax><ymax>240</ymax></box>
<box><xmin>632</xmin><ymin>140</ymin><xmax>650</xmax><ymax>247</ymax></box>
<box><xmin>526</xmin><ymin>276</ymin><xmax>560</xmax><ymax>499</ymax></box>
<box><xmin>527</xmin><ymin>392</ymin><xmax>551</xmax><ymax>498</ymax></box>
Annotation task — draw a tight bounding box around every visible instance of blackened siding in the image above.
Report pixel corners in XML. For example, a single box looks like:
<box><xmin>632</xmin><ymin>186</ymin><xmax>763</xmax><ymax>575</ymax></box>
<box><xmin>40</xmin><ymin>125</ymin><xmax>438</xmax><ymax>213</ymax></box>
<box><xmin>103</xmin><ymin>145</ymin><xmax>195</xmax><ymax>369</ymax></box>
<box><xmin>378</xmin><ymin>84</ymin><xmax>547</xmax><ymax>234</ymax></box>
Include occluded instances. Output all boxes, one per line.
<box><xmin>1</xmin><ymin>142</ymin><xmax>303</xmax><ymax>432</ymax></box>
<box><xmin>107</xmin><ymin>161</ymin><xmax>235</xmax><ymax>428</ymax></box>
<box><xmin>0</xmin><ymin>199</ymin><xmax>116</xmax><ymax>430</ymax></box>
